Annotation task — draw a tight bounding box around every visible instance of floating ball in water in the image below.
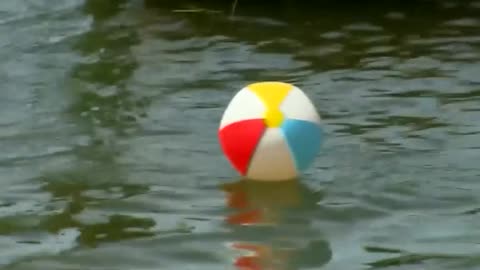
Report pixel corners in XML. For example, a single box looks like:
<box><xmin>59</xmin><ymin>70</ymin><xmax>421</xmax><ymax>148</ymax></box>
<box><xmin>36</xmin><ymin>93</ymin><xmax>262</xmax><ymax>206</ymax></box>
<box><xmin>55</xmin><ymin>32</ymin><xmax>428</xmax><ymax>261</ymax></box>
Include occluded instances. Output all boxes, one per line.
<box><xmin>218</xmin><ymin>81</ymin><xmax>323</xmax><ymax>181</ymax></box>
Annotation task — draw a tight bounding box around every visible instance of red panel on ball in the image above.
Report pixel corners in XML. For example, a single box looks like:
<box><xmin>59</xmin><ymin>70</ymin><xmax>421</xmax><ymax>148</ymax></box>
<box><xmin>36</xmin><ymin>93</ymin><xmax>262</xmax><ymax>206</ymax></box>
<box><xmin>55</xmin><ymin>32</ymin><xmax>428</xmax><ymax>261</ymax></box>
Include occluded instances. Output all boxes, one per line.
<box><xmin>219</xmin><ymin>119</ymin><xmax>266</xmax><ymax>175</ymax></box>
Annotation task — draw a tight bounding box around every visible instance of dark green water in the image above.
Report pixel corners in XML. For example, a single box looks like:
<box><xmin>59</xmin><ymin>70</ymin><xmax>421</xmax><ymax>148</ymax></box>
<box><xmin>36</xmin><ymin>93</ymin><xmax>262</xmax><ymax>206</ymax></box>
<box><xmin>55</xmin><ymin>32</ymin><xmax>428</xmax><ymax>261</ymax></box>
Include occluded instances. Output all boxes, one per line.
<box><xmin>1</xmin><ymin>0</ymin><xmax>480</xmax><ymax>269</ymax></box>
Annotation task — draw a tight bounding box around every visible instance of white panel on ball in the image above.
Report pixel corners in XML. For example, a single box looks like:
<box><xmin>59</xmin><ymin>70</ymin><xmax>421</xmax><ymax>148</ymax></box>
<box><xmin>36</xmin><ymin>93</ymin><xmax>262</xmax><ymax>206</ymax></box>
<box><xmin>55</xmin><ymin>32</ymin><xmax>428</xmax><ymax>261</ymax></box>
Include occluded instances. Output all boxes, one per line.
<box><xmin>280</xmin><ymin>87</ymin><xmax>321</xmax><ymax>124</ymax></box>
<box><xmin>246</xmin><ymin>128</ymin><xmax>297</xmax><ymax>181</ymax></box>
<box><xmin>220</xmin><ymin>88</ymin><xmax>266</xmax><ymax>129</ymax></box>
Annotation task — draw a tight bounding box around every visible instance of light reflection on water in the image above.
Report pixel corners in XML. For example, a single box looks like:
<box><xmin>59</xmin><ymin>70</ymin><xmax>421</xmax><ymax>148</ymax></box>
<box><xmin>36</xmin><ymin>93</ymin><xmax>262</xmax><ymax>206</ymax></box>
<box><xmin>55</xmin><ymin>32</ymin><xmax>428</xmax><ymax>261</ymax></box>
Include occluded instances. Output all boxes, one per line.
<box><xmin>221</xmin><ymin>179</ymin><xmax>331</xmax><ymax>270</ymax></box>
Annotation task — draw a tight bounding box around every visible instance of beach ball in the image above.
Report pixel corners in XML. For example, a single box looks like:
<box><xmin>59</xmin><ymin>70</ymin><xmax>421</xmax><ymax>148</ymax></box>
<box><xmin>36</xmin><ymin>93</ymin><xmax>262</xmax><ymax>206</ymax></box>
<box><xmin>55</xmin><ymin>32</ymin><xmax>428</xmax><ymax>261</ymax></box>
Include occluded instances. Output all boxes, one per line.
<box><xmin>218</xmin><ymin>81</ymin><xmax>323</xmax><ymax>181</ymax></box>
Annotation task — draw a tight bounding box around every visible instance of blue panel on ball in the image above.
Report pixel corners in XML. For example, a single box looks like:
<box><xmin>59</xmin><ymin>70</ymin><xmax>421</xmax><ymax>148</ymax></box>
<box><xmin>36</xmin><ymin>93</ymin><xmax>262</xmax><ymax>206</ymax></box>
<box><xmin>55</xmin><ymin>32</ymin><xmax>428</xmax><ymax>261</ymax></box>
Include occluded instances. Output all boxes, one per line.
<box><xmin>281</xmin><ymin>119</ymin><xmax>323</xmax><ymax>172</ymax></box>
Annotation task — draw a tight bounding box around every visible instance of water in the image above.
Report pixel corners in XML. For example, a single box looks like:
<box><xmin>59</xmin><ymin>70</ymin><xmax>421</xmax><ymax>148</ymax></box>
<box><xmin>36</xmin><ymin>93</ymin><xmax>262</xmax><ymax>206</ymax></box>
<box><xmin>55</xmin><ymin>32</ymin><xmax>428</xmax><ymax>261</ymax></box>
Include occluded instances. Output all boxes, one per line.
<box><xmin>1</xmin><ymin>0</ymin><xmax>480</xmax><ymax>269</ymax></box>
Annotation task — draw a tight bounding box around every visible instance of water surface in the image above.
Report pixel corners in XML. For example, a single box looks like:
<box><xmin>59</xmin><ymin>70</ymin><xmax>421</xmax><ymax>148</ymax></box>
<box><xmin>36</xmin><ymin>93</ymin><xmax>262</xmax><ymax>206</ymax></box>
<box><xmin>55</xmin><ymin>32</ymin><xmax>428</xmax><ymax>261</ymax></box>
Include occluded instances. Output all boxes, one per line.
<box><xmin>1</xmin><ymin>0</ymin><xmax>480</xmax><ymax>269</ymax></box>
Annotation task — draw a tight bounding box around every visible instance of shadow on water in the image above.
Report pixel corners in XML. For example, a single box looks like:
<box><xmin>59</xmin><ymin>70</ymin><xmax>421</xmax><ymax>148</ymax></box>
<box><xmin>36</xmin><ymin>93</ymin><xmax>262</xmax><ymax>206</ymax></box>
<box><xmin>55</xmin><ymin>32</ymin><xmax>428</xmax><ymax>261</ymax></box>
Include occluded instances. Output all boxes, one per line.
<box><xmin>143</xmin><ymin>0</ymin><xmax>480</xmax><ymax>55</ymax></box>
<box><xmin>31</xmin><ymin>0</ymin><xmax>155</xmax><ymax>250</ymax></box>
<box><xmin>70</xmin><ymin>0</ymin><xmax>149</xmax><ymax>136</ymax></box>
<box><xmin>37</xmin><ymin>169</ymin><xmax>154</xmax><ymax>248</ymax></box>
<box><xmin>220</xmin><ymin>179</ymin><xmax>331</xmax><ymax>269</ymax></box>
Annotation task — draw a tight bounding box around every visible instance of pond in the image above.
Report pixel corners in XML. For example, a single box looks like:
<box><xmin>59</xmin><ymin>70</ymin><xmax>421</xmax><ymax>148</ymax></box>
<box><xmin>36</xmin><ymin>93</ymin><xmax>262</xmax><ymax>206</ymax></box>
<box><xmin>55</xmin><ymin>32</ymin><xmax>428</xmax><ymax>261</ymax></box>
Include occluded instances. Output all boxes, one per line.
<box><xmin>1</xmin><ymin>0</ymin><xmax>480</xmax><ymax>269</ymax></box>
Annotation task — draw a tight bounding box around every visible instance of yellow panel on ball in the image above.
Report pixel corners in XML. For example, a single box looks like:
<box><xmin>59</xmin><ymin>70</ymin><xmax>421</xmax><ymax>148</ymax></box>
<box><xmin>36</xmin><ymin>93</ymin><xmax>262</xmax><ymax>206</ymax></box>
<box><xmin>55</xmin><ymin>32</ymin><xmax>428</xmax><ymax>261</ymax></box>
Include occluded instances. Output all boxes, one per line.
<box><xmin>247</xmin><ymin>82</ymin><xmax>293</xmax><ymax>128</ymax></box>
